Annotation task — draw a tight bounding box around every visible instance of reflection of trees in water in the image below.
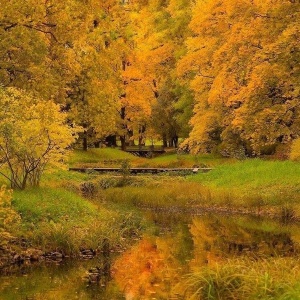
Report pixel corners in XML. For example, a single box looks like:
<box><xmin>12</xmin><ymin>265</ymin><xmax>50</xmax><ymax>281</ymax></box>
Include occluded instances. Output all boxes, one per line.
<box><xmin>112</xmin><ymin>214</ymin><xmax>300</xmax><ymax>299</ymax></box>
<box><xmin>190</xmin><ymin>216</ymin><xmax>298</xmax><ymax>267</ymax></box>
<box><xmin>0</xmin><ymin>258</ymin><xmax>124</xmax><ymax>300</ymax></box>
<box><xmin>113</xmin><ymin>239</ymin><xmax>177</xmax><ymax>299</ymax></box>
<box><xmin>112</xmin><ymin>227</ymin><xmax>193</xmax><ymax>300</ymax></box>
<box><xmin>144</xmin><ymin>211</ymin><xmax>192</xmax><ymax>234</ymax></box>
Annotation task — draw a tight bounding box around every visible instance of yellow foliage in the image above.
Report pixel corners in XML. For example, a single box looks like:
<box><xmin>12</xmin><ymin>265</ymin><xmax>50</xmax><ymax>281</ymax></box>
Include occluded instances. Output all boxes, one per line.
<box><xmin>0</xmin><ymin>186</ymin><xmax>20</xmax><ymax>245</ymax></box>
<box><xmin>290</xmin><ymin>139</ymin><xmax>300</xmax><ymax>161</ymax></box>
<box><xmin>178</xmin><ymin>0</ymin><xmax>300</xmax><ymax>155</ymax></box>
<box><xmin>0</xmin><ymin>87</ymin><xmax>79</xmax><ymax>189</ymax></box>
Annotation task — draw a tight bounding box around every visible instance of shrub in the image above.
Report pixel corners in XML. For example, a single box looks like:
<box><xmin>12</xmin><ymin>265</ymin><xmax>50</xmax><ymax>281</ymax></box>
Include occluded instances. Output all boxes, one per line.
<box><xmin>0</xmin><ymin>186</ymin><xmax>20</xmax><ymax>246</ymax></box>
<box><xmin>0</xmin><ymin>87</ymin><xmax>79</xmax><ymax>189</ymax></box>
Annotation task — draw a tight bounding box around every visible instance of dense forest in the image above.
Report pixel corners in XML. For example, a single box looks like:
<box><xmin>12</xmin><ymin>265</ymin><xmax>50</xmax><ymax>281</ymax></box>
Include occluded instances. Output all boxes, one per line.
<box><xmin>0</xmin><ymin>0</ymin><xmax>299</xmax><ymax>157</ymax></box>
<box><xmin>2</xmin><ymin>2</ymin><xmax>300</xmax><ymax>298</ymax></box>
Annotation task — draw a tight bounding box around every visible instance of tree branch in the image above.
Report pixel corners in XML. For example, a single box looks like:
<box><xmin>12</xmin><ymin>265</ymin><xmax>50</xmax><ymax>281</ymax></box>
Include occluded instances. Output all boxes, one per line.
<box><xmin>197</xmin><ymin>69</ymin><xmax>215</xmax><ymax>79</ymax></box>
<box><xmin>1</xmin><ymin>23</ymin><xmax>18</xmax><ymax>31</ymax></box>
<box><xmin>23</xmin><ymin>24</ymin><xmax>58</xmax><ymax>42</ymax></box>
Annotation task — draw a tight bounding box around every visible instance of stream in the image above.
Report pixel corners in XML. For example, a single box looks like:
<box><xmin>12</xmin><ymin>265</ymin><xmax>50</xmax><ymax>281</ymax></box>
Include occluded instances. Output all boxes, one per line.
<box><xmin>1</xmin><ymin>211</ymin><xmax>299</xmax><ymax>299</ymax></box>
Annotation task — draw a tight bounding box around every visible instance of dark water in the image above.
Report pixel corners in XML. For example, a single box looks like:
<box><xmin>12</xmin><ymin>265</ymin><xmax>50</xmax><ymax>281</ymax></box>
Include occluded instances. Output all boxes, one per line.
<box><xmin>1</xmin><ymin>212</ymin><xmax>299</xmax><ymax>300</ymax></box>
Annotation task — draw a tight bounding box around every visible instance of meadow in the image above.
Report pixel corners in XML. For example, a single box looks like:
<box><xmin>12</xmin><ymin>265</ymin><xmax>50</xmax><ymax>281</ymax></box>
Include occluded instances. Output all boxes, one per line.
<box><xmin>69</xmin><ymin>148</ymin><xmax>300</xmax><ymax>220</ymax></box>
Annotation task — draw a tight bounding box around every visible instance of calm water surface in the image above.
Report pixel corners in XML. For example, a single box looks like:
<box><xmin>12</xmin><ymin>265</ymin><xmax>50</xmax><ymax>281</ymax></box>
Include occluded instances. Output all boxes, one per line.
<box><xmin>1</xmin><ymin>212</ymin><xmax>299</xmax><ymax>299</ymax></box>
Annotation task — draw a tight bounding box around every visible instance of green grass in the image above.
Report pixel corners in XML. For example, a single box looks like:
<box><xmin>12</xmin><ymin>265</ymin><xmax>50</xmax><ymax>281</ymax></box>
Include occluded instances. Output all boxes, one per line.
<box><xmin>68</xmin><ymin>148</ymin><xmax>235</xmax><ymax>168</ymax></box>
<box><xmin>68</xmin><ymin>148</ymin><xmax>137</xmax><ymax>166</ymax></box>
<box><xmin>191</xmin><ymin>159</ymin><xmax>300</xmax><ymax>196</ymax></box>
<box><xmin>175</xmin><ymin>257</ymin><xmax>300</xmax><ymax>300</ymax></box>
<box><xmin>13</xmin><ymin>187</ymin><xmax>99</xmax><ymax>223</ymax></box>
<box><xmin>10</xmin><ymin>184</ymin><xmax>145</xmax><ymax>255</ymax></box>
<box><xmin>149</xmin><ymin>152</ymin><xmax>235</xmax><ymax>167</ymax></box>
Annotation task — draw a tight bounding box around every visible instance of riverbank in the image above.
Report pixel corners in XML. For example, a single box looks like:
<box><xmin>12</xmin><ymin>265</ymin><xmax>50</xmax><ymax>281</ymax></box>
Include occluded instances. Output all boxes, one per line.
<box><xmin>2</xmin><ymin>149</ymin><xmax>300</xmax><ymax>299</ymax></box>
<box><xmin>2</xmin><ymin>149</ymin><xmax>300</xmax><ymax>269</ymax></box>
<box><xmin>0</xmin><ymin>167</ymin><xmax>146</xmax><ymax>269</ymax></box>
<box><xmin>94</xmin><ymin>152</ymin><xmax>300</xmax><ymax>221</ymax></box>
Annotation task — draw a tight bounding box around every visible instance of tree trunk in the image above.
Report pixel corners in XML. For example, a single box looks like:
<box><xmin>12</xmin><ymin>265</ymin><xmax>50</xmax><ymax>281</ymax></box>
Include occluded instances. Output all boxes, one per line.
<box><xmin>106</xmin><ymin>135</ymin><xmax>117</xmax><ymax>147</ymax></box>
<box><xmin>120</xmin><ymin>135</ymin><xmax>126</xmax><ymax>151</ymax></box>
<box><xmin>83</xmin><ymin>135</ymin><xmax>88</xmax><ymax>151</ymax></box>
<box><xmin>128</xmin><ymin>129</ymin><xmax>134</xmax><ymax>146</ymax></box>
<box><xmin>162</xmin><ymin>134</ymin><xmax>168</xmax><ymax>147</ymax></box>
<box><xmin>173</xmin><ymin>135</ymin><xmax>179</xmax><ymax>148</ymax></box>
<box><xmin>21</xmin><ymin>172</ymin><xmax>28</xmax><ymax>190</ymax></box>
<box><xmin>94</xmin><ymin>141</ymin><xmax>101</xmax><ymax>148</ymax></box>
<box><xmin>138</xmin><ymin>125</ymin><xmax>146</xmax><ymax>146</ymax></box>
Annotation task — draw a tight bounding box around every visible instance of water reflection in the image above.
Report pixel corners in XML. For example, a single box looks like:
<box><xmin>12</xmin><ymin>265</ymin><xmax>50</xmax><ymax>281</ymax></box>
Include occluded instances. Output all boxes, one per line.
<box><xmin>113</xmin><ymin>213</ymin><xmax>300</xmax><ymax>299</ymax></box>
<box><xmin>0</xmin><ymin>257</ymin><xmax>123</xmax><ymax>300</ymax></box>
<box><xmin>1</xmin><ymin>213</ymin><xmax>299</xmax><ymax>299</ymax></box>
<box><xmin>190</xmin><ymin>215</ymin><xmax>297</xmax><ymax>265</ymax></box>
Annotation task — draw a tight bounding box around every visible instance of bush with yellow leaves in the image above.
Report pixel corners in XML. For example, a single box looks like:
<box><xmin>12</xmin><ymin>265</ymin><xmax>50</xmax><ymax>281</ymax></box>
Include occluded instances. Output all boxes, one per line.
<box><xmin>0</xmin><ymin>186</ymin><xmax>20</xmax><ymax>246</ymax></box>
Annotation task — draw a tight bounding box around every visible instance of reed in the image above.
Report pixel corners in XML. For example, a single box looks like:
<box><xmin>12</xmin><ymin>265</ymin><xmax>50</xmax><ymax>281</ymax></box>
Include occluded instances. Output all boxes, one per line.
<box><xmin>12</xmin><ymin>187</ymin><xmax>145</xmax><ymax>255</ymax></box>
<box><xmin>176</xmin><ymin>257</ymin><xmax>300</xmax><ymax>300</ymax></box>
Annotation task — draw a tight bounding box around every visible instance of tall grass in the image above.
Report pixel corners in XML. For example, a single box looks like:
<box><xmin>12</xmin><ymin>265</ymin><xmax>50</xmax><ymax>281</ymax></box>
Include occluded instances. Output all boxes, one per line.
<box><xmin>101</xmin><ymin>175</ymin><xmax>300</xmax><ymax>219</ymax></box>
<box><xmin>12</xmin><ymin>187</ymin><xmax>145</xmax><ymax>254</ymax></box>
<box><xmin>175</xmin><ymin>258</ymin><xmax>300</xmax><ymax>300</ymax></box>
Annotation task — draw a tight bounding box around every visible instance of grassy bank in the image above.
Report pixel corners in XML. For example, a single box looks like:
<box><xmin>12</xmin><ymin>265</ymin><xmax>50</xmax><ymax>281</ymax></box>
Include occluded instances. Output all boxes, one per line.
<box><xmin>8</xmin><ymin>185</ymin><xmax>145</xmax><ymax>257</ymax></box>
<box><xmin>69</xmin><ymin>148</ymin><xmax>136</xmax><ymax>167</ymax></box>
<box><xmin>0</xmin><ymin>162</ymin><xmax>146</xmax><ymax>260</ymax></box>
<box><xmin>191</xmin><ymin>159</ymin><xmax>300</xmax><ymax>197</ymax></box>
<box><xmin>3</xmin><ymin>148</ymin><xmax>300</xmax><ymax>261</ymax></box>
<box><xmin>12</xmin><ymin>187</ymin><xmax>140</xmax><ymax>254</ymax></box>
<box><xmin>68</xmin><ymin>149</ymin><xmax>300</xmax><ymax>218</ymax></box>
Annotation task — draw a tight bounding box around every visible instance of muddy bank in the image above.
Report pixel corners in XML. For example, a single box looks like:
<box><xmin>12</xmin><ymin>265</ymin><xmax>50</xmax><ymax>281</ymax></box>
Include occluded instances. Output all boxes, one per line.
<box><xmin>0</xmin><ymin>237</ymin><xmax>121</xmax><ymax>272</ymax></box>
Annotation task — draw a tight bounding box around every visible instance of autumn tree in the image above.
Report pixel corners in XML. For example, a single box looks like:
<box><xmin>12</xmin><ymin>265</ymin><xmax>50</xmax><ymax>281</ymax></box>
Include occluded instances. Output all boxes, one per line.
<box><xmin>151</xmin><ymin>82</ymin><xmax>181</xmax><ymax>147</ymax></box>
<box><xmin>0</xmin><ymin>0</ymin><xmax>195</xmax><ymax>151</ymax></box>
<box><xmin>0</xmin><ymin>0</ymin><xmax>123</xmax><ymax>151</ymax></box>
<box><xmin>0</xmin><ymin>0</ymin><xmax>84</xmax><ymax>100</ymax></box>
<box><xmin>0</xmin><ymin>88</ymin><xmax>78</xmax><ymax>189</ymax></box>
<box><xmin>119</xmin><ymin>0</ymin><xmax>193</xmax><ymax>147</ymax></box>
<box><xmin>65</xmin><ymin>0</ymin><xmax>129</xmax><ymax>150</ymax></box>
<box><xmin>114</xmin><ymin>1</ymin><xmax>158</xmax><ymax>149</ymax></box>
<box><xmin>178</xmin><ymin>0</ymin><xmax>300</xmax><ymax>156</ymax></box>
<box><xmin>4</xmin><ymin>0</ymin><xmax>298</xmax><ymax>156</ymax></box>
